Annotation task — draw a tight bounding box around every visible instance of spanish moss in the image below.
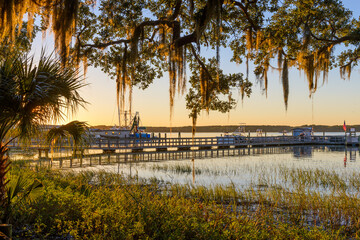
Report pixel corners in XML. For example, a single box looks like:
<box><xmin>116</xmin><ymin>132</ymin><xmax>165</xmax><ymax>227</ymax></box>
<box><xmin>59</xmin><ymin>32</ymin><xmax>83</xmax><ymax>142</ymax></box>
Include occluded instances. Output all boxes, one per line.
<box><xmin>282</xmin><ymin>58</ymin><xmax>289</xmax><ymax>109</ymax></box>
<box><xmin>340</xmin><ymin>64</ymin><xmax>352</xmax><ymax>79</ymax></box>
<box><xmin>0</xmin><ymin>0</ymin><xmax>84</xmax><ymax>65</ymax></box>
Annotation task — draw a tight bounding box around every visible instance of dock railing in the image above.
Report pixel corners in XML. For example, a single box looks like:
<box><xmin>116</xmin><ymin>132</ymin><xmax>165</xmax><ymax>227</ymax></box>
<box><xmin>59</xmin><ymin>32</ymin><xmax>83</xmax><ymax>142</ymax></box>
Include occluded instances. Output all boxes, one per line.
<box><xmin>89</xmin><ymin>135</ymin><xmax>347</xmax><ymax>151</ymax></box>
<box><xmin>8</xmin><ymin>135</ymin><xmax>349</xmax><ymax>152</ymax></box>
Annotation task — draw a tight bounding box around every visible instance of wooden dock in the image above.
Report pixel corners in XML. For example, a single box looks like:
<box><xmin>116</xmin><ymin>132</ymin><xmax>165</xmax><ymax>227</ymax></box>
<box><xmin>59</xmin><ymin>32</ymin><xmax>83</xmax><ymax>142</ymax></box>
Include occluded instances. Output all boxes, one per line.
<box><xmin>85</xmin><ymin>135</ymin><xmax>355</xmax><ymax>152</ymax></box>
<box><xmin>8</xmin><ymin>135</ymin><xmax>357</xmax><ymax>154</ymax></box>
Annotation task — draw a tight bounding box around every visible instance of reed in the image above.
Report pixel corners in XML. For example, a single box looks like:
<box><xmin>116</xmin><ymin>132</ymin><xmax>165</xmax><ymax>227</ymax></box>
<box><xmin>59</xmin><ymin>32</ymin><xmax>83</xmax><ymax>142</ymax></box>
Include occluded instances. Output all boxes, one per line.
<box><xmin>6</xmin><ymin>161</ymin><xmax>360</xmax><ymax>239</ymax></box>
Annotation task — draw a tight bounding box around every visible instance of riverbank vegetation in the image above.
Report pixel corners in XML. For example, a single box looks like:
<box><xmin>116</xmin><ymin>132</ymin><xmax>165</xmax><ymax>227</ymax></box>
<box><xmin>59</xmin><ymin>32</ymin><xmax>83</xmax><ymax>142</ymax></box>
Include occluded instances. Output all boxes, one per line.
<box><xmin>7</xmin><ymin>162</ymin><xmax>360</xmax><ymax>239</ymax></box>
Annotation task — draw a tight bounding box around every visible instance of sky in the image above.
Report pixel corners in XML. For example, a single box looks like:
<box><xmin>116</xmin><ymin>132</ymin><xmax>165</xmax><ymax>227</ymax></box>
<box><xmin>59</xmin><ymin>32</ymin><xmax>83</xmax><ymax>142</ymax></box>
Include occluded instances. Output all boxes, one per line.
<box><xmin>31</xmin><ymin>0</ymin><xmax>360</xmax><ymax>127</ymax></box>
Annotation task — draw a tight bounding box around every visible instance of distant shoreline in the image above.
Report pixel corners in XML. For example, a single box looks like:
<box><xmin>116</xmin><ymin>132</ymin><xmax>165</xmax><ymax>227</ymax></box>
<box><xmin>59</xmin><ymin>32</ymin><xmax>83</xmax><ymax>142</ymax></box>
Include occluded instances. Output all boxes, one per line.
<box><xmin>92</xmin><ymin>124</ymin><xmax>360</xmax><ymax>133</ymax></box>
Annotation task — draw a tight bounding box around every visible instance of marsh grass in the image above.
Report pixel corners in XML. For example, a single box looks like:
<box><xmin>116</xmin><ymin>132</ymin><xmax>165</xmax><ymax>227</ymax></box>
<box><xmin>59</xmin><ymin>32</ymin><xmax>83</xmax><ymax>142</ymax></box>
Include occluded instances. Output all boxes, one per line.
<box><xmin>6</xmin><ymin>161</ymin><xmax>360</xmax><ymax>239</ymax></box>
<box><xmin>149</xmin><ymin>163</ymin><xmax>243</xmax><ymax>176</ymax></box>
<box><xmin>146</xmin><ymin>161</ymin><xmax>360</xmax><ymax>195</ymax></box>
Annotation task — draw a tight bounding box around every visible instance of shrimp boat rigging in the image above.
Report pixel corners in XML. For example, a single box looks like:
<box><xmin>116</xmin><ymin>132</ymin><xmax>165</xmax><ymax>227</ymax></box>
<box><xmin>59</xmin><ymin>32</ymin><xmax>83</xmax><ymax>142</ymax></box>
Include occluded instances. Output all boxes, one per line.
<box><xmin>91</xmin><ymin>111</ymin><xmax>150</xmax><ymax>139</ymax></box>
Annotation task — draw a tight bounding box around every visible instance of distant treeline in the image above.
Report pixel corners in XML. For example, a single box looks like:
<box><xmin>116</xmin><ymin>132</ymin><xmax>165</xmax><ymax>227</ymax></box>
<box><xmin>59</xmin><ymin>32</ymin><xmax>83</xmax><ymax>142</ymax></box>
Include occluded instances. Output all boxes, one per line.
<box><xmin>92</xmin><ymin>125</ymin><xmax>360</xmax><ymax>133</ymax></box>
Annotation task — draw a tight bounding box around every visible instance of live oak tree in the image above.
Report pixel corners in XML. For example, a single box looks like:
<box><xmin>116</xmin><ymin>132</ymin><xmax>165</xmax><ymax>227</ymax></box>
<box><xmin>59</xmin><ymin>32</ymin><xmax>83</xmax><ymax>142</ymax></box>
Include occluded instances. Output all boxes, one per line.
<box><xmin>73</xmin><ymin>0</ymin><xmax>360</xmax><ymax>106</ymax></box>
<box><xmin>1</xmin><ymin>0</ymin><xmax>360</xmax><ymax>120</ymax></box>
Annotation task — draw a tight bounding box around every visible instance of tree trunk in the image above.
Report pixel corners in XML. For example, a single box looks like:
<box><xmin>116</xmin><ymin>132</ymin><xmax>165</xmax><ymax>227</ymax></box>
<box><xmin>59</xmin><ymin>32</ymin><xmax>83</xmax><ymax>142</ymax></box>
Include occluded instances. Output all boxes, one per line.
<box><xmin>0</xmin><ymin>142</ymin><xmax>10</xmax><ymax>220</ymax></box>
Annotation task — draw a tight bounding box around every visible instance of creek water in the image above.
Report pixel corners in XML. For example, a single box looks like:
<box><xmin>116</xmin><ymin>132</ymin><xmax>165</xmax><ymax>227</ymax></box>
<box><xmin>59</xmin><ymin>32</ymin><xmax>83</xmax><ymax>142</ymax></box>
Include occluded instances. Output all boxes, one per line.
<box><xmin>76</xmin><ymin>145</ymin><xmax>359</xmax><ymax>190</ymax></box>
<box><xmin>9</xmin><ymin>132</ymin><xmax>360</xmax><ymax>191</ymax></box>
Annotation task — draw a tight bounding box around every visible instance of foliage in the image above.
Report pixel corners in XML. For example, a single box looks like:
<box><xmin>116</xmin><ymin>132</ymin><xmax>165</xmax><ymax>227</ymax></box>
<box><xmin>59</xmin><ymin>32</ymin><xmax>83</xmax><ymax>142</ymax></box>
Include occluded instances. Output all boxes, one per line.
<box><xmin>0</xmin><ymin>22</ymin><xmax>38</xmax><ymax>58</ymax></box>
<box><xmin>0</xmin><ymin>51</ymin><xmax>86</xmax><ymax>142</ymax></box>
<box><xmin>186</xmin><ymin>58</ymin><xmax>252</xmax><ymax>134</ymax></box>
<box><xmin>0</xmin><ymin>0</ymin><xmax>93</xmax><ymax>64</ymax></box>
<box><xmin>2</xmin><ymin>0</ymin><xmax>360</xmax><ymax>111</ymax></box>
<box><xmin>71</xmin><ymin>0</ymin><xmax>360</xmax><ymax>110</ymax></box>
<box><xmin>2</xmin><ymin>174</ymin><xmax>43</xmax><ymax>224</ymax></box>
<box><xmin>0</xmin><ymin>50</ymin><xmax>86</xmax><ymax>222</ymax></box>
<box><xmin>46</xmin><ymin>121</ymin><xmax>91</xmax><ymax>153</ymax></box>
<box><xmin>8</xmin><ymin>164</ymin><xmax>360</xmax><ymax>239</ymax></box>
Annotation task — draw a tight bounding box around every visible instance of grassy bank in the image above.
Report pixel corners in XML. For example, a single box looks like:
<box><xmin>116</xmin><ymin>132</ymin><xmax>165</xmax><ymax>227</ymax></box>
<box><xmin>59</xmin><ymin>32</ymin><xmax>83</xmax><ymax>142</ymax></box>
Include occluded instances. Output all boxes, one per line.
<box><xmin>6</xmin><ymin>163</ymin><xmax>360</xmax><ymax>239</ymax></box>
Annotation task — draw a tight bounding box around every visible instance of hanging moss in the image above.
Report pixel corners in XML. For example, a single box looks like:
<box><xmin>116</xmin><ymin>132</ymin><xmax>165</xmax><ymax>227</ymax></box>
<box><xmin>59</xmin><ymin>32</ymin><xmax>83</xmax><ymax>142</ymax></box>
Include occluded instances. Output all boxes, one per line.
<box><xmin>340</xmin><ymin>64</ymin><xmax>352</xmax><ymax>79</ymax></box>
<box><xmin>82</xmin><ymin>56</ymin><xmax>88</xmax><ymax>76</ymax></box>
<box><xmin>245</xmin><ymin>28</ymin><xmax>253</xmax><ymax>53</ymax></box>
<box><xmin>277</xmin><ymin>49</ymin><xmax>283</xmax><ymax>72</ymax></box>
<box><xmin>255</xmin><ymin>30</ymin><xmax>262</xmax><ymax>52</ymax></box>
<box><xmin>215</xmin><ymin>0</ymin><xmax>221</xmax><ymax>84</ymax></box>
<box><xmin>0</xmin><ymin>0</ymin><xmax>83</xmax><ymax>65</ymax></box>
<box><xmin>263</xmin><ymin>61</ymin><xmax>269</xmax><ymax>97</ymax></box>
<box><xmin>282</xmin><ymin>58</ymin><xmax>289</xmax><ymax>109</ymax></box>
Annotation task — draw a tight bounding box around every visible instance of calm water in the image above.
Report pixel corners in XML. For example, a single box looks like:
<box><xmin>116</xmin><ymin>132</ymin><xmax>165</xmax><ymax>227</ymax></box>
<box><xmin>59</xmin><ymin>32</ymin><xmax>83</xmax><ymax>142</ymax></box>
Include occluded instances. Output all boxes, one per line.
<box><xmin>75</xmin><ymin>145</ymin><xmax>360</xmax><ymax>189</ymax></box>
<box><xmin>9</xmin><ymin>132</ymin><xmax>360</xmax><ymax>191</ymax></box>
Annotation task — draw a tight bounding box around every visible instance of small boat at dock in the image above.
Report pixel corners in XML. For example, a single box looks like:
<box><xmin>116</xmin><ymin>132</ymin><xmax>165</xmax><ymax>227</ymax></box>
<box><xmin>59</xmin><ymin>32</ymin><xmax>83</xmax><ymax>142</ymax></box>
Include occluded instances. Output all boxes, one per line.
<box><xmin>90</xmin><ymin>111</ymin><xmax>152</xmax><ymax>140</ymax></box>
<box><xmin>217</xmin><ymin>124</ymin><xmax>247</xmax><ymax>144</ymax></box>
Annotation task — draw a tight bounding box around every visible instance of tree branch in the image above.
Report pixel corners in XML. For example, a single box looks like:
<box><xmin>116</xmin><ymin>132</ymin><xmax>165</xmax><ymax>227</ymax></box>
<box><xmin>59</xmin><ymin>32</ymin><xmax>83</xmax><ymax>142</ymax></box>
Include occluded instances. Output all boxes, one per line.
<box><xmin>80</xmin><ymin>0</ymin><xmax>225</xmax><ymax>57</ymax></box>
<box><xmin>190</xmin><ymin>44</ymin><xmax>213</xmax><ymax>81</ymax></box>
<box><xmin>309</xmin><ymin>29</ymin><xmax>360</xmax><ymax>44</ymax></box>
<box><xmin>232</xmin><ymin>0</ymin><xmax>259</xmax><ymax>31</ymax></box>
<box><xmin>31</xmin><ymin>0</ymin><xmax>62</xmax><ymax>7</ymax></box>
<box><xmin>81</xmin><ymin>39</ymin><xmax>131</xmax><ymax>49</ymax></box>
<box><xmin>169</xmin><ymin>0</ymin><xmax>183</xmax><ymax>21</ymax></box>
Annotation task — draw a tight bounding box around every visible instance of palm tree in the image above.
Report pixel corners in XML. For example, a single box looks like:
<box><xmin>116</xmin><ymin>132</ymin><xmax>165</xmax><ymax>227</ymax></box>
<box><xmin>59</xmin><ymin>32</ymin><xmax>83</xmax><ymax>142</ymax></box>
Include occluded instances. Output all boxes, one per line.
<box><xmin>0</xmin><ymin>50</ymin><xmax>86</xmax><ymax>220</ymax></box>
<box><xmin>46</xmin><ymin>121</ymin><xmax>91</xmax><ymax>159</ymax></box>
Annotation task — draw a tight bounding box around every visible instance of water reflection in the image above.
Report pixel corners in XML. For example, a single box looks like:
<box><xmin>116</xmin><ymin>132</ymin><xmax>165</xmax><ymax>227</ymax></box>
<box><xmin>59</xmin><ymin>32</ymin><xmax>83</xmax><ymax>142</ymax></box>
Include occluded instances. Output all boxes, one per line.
<box><xmin>293</xmin><ymin>146</ymin><xmax>312</xmax><ymax>158</ymax></box>
<box><xmin>10</xmin><ymin>145</ymin><xmax>360</xmax><ymax>189</ymax></box>
<box><xmin>343</xmin><ymin>147</ymin><xmax>357</xmax><ymax>168</ymax></box>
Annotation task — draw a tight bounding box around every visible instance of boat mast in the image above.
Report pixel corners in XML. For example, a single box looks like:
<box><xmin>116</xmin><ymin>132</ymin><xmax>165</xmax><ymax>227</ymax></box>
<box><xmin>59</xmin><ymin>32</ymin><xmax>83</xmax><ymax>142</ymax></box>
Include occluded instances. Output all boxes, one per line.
<box><xmin>124</xmin><ymin>111</ymin><xmax>128</xmax><ymax>128</ymax></box>
<box><xmin>118</xmin><ymin>105</ymin><xmax>121</xmax><ymax>128</ymax></box>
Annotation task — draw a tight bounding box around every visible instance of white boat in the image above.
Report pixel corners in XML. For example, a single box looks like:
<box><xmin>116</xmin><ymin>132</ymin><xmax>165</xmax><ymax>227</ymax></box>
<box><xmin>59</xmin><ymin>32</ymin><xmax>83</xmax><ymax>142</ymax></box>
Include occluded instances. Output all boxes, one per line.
<box><xmin>217</xmin><ymin>124</ymin><xmax>247</xmax><ymax>144</ymax></box>
<box><xmin>90</xmin><ymin>111</ymin><xmax>150</xmax><ymax>139</ymax></box>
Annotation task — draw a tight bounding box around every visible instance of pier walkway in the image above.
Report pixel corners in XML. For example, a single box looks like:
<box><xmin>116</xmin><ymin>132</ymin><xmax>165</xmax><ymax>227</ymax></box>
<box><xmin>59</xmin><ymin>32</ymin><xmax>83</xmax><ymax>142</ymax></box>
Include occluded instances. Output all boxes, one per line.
<box><xmin>8</xmin><ymin>135</ymin><xmax>357</xmax><ymax>154</ymax></box>
<box><xmin>90</xmin><ymin>135</ymin><xmax>352</xmax><ymax>152</ymax></box>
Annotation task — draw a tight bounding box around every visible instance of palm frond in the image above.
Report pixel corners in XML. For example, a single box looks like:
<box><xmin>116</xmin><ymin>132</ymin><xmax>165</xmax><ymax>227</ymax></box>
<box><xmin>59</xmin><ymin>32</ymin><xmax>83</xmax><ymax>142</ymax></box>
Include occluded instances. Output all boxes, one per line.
<box><xmin>46</xmin><ymin>121</ymin><xmax>91</xmax><ymax>149</ymax></box>
<box><xmin>0</xmin><ymin>50</ymin><xmax>87</xmax><ymax>142</ymax></box>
